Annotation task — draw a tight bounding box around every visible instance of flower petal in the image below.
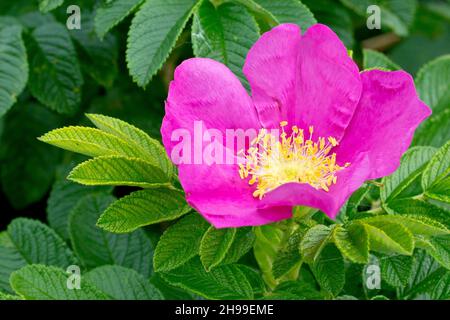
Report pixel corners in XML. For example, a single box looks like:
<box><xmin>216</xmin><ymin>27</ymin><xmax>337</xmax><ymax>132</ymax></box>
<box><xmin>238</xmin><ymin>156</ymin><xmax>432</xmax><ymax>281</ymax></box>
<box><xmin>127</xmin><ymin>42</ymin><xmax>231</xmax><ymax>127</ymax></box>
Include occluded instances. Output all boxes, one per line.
<box><xmin>261</xmin><ymin>70</ymin><xmax>431</xmax><ymax>219</ymax></box>
<box><xmin>294</xmin><ymin>24</ymin><xmax>362</xmax><ymax>141</ymax></box>
<box><xmin>243</xmin><ymin>23</ymin><xmax>301</xmax><ymax>129</ymax></box>
<box><xmin>161</xmin><ymin>57</ymin><xmax>260</xmax><ymax>159</ymax></box>
<box><xmin>178</xmin><ymin>162</ymin><xmax>292</xmax><ymax>228</ymax></box>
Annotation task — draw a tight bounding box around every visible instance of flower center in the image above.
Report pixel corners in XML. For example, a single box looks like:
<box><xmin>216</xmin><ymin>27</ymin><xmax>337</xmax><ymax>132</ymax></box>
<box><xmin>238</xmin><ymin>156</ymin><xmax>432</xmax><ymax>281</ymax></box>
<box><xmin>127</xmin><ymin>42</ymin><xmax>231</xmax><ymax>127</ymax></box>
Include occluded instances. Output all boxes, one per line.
<box><xmin>238</xmin><ymin>121</ymin><xmax>349</xmax><ymax>199</ymax></box>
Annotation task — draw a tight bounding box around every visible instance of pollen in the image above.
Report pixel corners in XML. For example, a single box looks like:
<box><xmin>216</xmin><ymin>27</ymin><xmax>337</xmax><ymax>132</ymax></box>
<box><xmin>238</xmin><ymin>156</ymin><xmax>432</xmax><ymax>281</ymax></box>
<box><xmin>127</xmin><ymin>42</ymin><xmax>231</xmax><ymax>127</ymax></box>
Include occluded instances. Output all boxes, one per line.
<box><xmin>238</xmin><ymin>122</ymin><xmax>350</xmax><ymax>199</ymax></box>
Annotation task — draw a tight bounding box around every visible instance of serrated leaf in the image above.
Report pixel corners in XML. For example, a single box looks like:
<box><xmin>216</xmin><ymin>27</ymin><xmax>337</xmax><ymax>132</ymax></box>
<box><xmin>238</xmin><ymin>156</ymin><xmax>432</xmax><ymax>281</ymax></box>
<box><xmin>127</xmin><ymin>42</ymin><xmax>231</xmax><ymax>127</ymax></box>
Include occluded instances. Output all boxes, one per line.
<box><xmin>200</xmin><ymin>227</ymin><xmax>236</xmax><ymax>271</ymax></box>
<box><xmin>97</xmin><ymin>188</ymin><xmax>190</xmax><ymax>233</ymax></box>
<box><xmin>153</xmin><ymin>213</ymin><xmax>209</xmax><ymax>272</ymax></box>
<box><xmin>10</xmin><ymin>265</ymin><xmax>109</xmax><ymax>300</ymax></box>
<box><xmin>150</xmin><ymin>273</ymin><xmax>195</xmax><ymax>300</ymax></box>
<box><xmin>238</xmin><ymin>0</ymin><xmax>316</xmax><ymax>31</ymax></box>
<box><xmin>161</xmin><ymin>258</ymin><xmax>253</xmax><ymax>299</ymax></box>
<box><xmin>0</xmin><ymin>218</ymin><xmax>77</xmax><ymax>293</ymax></box>
<box><xmin>39</xmin><ymin>126</ymin><xmax>147</xmax><ymax>159</ymax></box>
<box><xmin>192</xmin><ymin>1</ymin><xmax>259</xmax><ymax>89</ymax></box>
<box><xmin>69</xmin><ymin>193</ymin><xmax>153</xmax><ymax>276</ymax></box>
<box><xmin>312</xmin><ymin>244</ymin><xmax>345</xmax><ymax>297</ymax></box>
<box><xmin>0</xmin><ymin>103</ymin><xmax>62</xmax><ymax>209</ymax></box>
<box><xmin>387</xmin><ymin>198</ymin><xmax>450</xmax><ymax>228</ymax></box>
<box><xmin>359</xmin><ymin>220</ymin><xmax>414</xmax><ymax>255</ymax></box>
<box><xmin>379</xmin><ymin>254</ymin><xmax>413</xmax><ymax>287</ymax></box>
<box><xmin>360</xmin><ymin>215</ymin><xmax>449</xmax><ymax>237</ymax></box>
<box><xmin>363</xmin><ymin>49</ymin><xmax>400</xmax><ymax>70</ymax></box>
<box><xmin>71</xmin><ymin>11</ymin><xmax>118</xmax><ymax>87</ymax></box>
<box><xmin>27</xmin><ymin>22</ymin><xmax>83</xmax><ymax>114</ymax></box>
<box><xmin>126</xmin><ymin>0</ymin><xmax>199</xmax><ymax>87</ymax></box>
<box><xmin>413</xmin><ymin>109</ymin><xmax>450</xmax><ymax>148</ymax></box>
<box><xmin>300</xmin><ymin>224</ymin><xmax>333</xmax><ymax>263</ymax></box>
<box><xmin>95</xmin><ymin>0</ymin><xmax>144</xmax><ymax>39</ymax></box>
<box><xmin>0</xmin><ymin>24</ymin><xmax>28</xmax><ymax>117</ymax></box>
<box><xmin>334</xmin><ymin>224</ymin><xmax>369</xmax><ymax>264</ymax></box>
<box><xmin>337</xmin><ymin>184</ymin><xmax>371</xmax><ymax>221</ymax></box>
<box><xmin>416</xmin><ymin>55</ymin><xmax>450</xmax><ymax>113</ymax></box>
<box><xmin>39</xmin><ymin>0</ymin><xmax>64</xmax><ymax>13</ymax></box>
<box><xmin>0</xmin><ymin>291</ymin><xmax>21</xmax><ymax>300</ymax></box>
<box><xmin>68</xmin><ymin>155</ymin><xmax>170</xmax><ymax>187</ymax></box>
<box><xmin>272</xmin><ymin>229</ymin><xmax>303</xmax><ymax>279</ymax></box>
<box><xmin>86</xmin><ymin>113</ymin><xmax>174</xmax><ymax>177</ymax></box>
<box><xmin>302</xmin><ymin>0</ymin><xmax>354</xmax><ymax>48</ymax></box>
<box><xmin>381</xmin><ymin>146</ymin><xmax>436</xmax><ymax>204</ymax></box>
<box><xmin>47</xmin><ymin>168</ymin><xmax>112</xmax><ymax>240</ymax></box>
<box><xmin>422</xmin><ymin>141</ymin><xmax>450</xmax><ymax>202</ymax></box>
<box><xmin>426</xmin><ymin>235</ymin><xmax>450</xmax><ymax>270</ymax></box>
<box><xmin>222</xmin><ymin>227</ymin><xmax>255</xmax><ymax>264</ymax></box>
<box><xmin>84</xmin><ymin>265</ymin><xmax>162</xmax><ymax>300</ymax></box>
<box><xmin>272</xmin><ymin>280</ymin><xmax>323</xmax><ymax>300</ymax></box>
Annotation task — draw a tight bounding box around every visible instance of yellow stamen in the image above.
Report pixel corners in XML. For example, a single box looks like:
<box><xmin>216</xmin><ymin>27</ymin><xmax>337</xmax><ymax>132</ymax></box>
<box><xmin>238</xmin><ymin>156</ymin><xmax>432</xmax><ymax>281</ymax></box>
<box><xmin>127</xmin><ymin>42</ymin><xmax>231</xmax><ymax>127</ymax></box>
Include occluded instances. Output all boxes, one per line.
<box><xmin>238</xmin><ymin>121</ymin><xmax>349</xmax><ymax>199</ymax></box>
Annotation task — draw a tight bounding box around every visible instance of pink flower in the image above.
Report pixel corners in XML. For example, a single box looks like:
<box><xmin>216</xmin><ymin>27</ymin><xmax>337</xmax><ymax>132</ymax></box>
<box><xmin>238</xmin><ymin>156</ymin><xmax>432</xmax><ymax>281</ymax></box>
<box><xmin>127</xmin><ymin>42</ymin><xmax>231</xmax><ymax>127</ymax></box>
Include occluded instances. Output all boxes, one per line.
<box><xmin>161</xmin><ymin>23</ymin><xmax>431</xmax><ymax>228</ymax></box>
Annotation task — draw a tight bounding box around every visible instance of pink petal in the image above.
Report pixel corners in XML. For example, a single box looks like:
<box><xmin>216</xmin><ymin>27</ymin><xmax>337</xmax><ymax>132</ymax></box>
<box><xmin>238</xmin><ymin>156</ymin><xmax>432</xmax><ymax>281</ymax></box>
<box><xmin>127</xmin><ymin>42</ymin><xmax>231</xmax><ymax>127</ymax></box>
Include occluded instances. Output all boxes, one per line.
<box><xmin>178</xmin><ymin>162</ymin><xmax>292</xmax><ymax>228</ymax></box>
<box><xmin>261</xmin><ymin>70</ymin><xmax>431</xmax><ymax>219</ymax></box>
<box><xmin>294</xmin><ymin>24</ymin><xmax>361</xmax><ymax>141</ymax></box>
<box><xmin>161</xmin><ymin>57</ymin><xmax>260</xmax><ymax>158</ymax></box>
<box><xmin>243</xmin><ymin>23</ymin><xmax>301</xmax><ymax>129</ymax></box>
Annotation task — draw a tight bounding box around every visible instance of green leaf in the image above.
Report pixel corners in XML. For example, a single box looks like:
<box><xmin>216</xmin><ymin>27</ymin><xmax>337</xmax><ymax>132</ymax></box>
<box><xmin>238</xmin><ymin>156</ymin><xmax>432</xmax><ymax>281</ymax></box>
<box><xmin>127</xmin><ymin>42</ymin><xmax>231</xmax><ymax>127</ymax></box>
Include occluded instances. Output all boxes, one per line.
<box><xmin>68</xmin><ymin>155</ymin><xmax>170</xmax><ymax>187</ymax></box>
<box><xmin>27</xmin><ymin>22</ymin><xmax>83</xmax><ymax>114</ymax></box>
<box><xmin>381</xmin><ymin>146</ymin><xmax>436</xmax><ymax>204</ymax></box>
<box><xmin>413</xmin><ymin>109</ymin><xmax>450</xmax><ymax>148</ymax></box>
<box><xmin>358</xmin><ymin>220</ymin><xmax>414</xmax><ymax>255</ymax></box>
<box><xmin>84</xmin><ymin>265</ymin><xmax>163</xmax><ymax>300</ymax></box>
<box><xmin>416</xmin><ymin>55</ymin><xmax>450</xmax><ymax>113</ymax></box>
<box><xmin>126</xmin><ymin>0</ymin><xmax>199</xmax><ymax>87</ymax></box>
<box><xmin>95</xmin><ymin>0</ymin><xmax>145</xmax><ymax>39</ymax></box>
<box><xmin>161</xmin><ymin>258</ymin><xmax>253</xmax><ymax>299</ymax></box>
<box><xmin>357</xmin><ymin>215</ymin><xmax>449</xmax><ymax>237</ymax></box>
<box><xmin>272</xmin><ymin>229</ymin><xmax>303</xmax><ymax>279</ymax></box>
<box><xmin>238</xmin><ymin>0</ymin><xmax>316</xmax><ymax>31</ymax></box>
<box><xmin>300</xmin><ymin>224</ymin><xmax>333</xmax><ymax>263</ymax></box>
<box><xmin>0</xmin><ymin>218</ymin><xmax>77</xmax><ymax>293</ymax></box>
<box><xmin>422</xmin><ymin>141</ymin><xmax>450</xmax><ymax>202</ymax></box>
<box><xmin>0</xmin><ymin>291</ymin><xmax>21</xmax><ymax>300</ymax></box>
<box><xmin>363</xmin><ymin>49</ymin><xmax>400</xmax><ymax>70</ymax></box>
<box><xmin>0</xmin><ymin>103</ymin><xmax>61</xmax><ymax>209</ymax></box>
<box><xmin>150</xmin><ymin>273</ymin><xmax>195</xmax><ymax>300</ymax></box>
<box><xmin>272</xmin><ymin>280</ymin><xmax>323</xmax><ymax>300</ymax></box>
<box><xmin>153</xmin><ymin>213</ymin><xmax>209</xmax><ymax>272</ymax></box>
<box><xmin>70</xmin><ymin>11</ymin><xmax>118</xmax><ymax>88</ymax></box>
<box><xmin>387</xmin><ymin>198</ymin><xmax>450</xmax><ymax>228</ymax></box>
<box><xmin>337</xmin><ymin>184</ymin><xmax>371</xmax><ymax>221</ymax></box>
<box><xmin>192</xmin><ymin>1</ymin><xmax>259</xmax><ymax>89</ymax></box>
<box><xmin>39</xmin><ymin>0</ymin><xmax>64</xmax><ymax>13</ymax></box>
<box><xmin>426</xmin><ymin>235</ymin><xmax>450</xmax><ymax>270</ymax></box>
<box><xmin>312</xmin><ymin>244</ymin><xmax>345</xmax><ymax>297</ymax></box>
<box><xmin>98</xmin><ymin>188</ymin><xmax>190</xmax><ymax>233</ymax></box>
<box><xmin>86</xmin><ymin>113</ymin><xmax>174</xmax><ymax>177</ymax></box>
<box><xmin>0</xmin><ymin>24</ymin><xmax>28</xmax><ymax>117</ymax></box>
<box><xmin>200</xmin><ymin>227</ymin><xmax>236</xmax><ymax>271</ymax></box>
<box><xmin>39</xmin><ymin>126</ymin><xmax>148</xmax><ymax>159</ymax></box>
<box><xmin>413</xmin><ymin>55</ymin><xmax>450</xmax><ymax>147</ymax></box>
<box><xmin>10</xmin><ymin>265</ymin><xmax>109</xmax><ymax>300</ymax></box>
<box><xmin>379</xmin><ymin>254</ymin><xmax>413</xmax><ymax>287</ymax></box>
<box><xmin>340</xmin><ymin>0</ymin><xmax>417</xmax><ymax>36</ymax></box>
<box><xmin>69</xmin><ymin>193</ymin><xmax>154</xmax><ymax>276</ymax></box>
<box><xmin>47</xmin><ymin>168</ymin><xmax>112</xmax><ymax>240</ymax></box>
<box><xmin>221</xmin><ymin>227</ymin><xmax>255</xmax><ymax>264</ymax></box>
<box><xmin>334</xmin><ymin>224</ymin><xmax>369</xmax><ymax>264</ymax></box>
<box><xmin>253</xmin><ymin>224</ymin><xmax>286</xmax><ymax>288</ymax></box>
<box><xmin>301</xmin><ymin>0</ymin><xmax>354</xmax><ymax>48</ymax></box>
<box><xmin>406</xmin><ymin>265</ymin><xmax>450</xmax><ymax>299</ymax></box>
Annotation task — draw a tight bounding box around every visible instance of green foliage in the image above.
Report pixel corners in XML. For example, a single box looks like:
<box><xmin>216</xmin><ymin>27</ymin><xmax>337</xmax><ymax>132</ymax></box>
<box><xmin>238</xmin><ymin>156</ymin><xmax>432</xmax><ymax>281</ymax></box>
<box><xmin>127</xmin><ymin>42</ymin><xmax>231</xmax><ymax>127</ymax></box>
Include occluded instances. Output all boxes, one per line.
<box><xmin>0</xmin><ymin>0</ymin><xmax>449</xmax><ymax>302</ymax></box>
<box><xmin>0</xmin><ymin>24</ymin><xmax>27</xmax><ymax>117</ymax></box>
